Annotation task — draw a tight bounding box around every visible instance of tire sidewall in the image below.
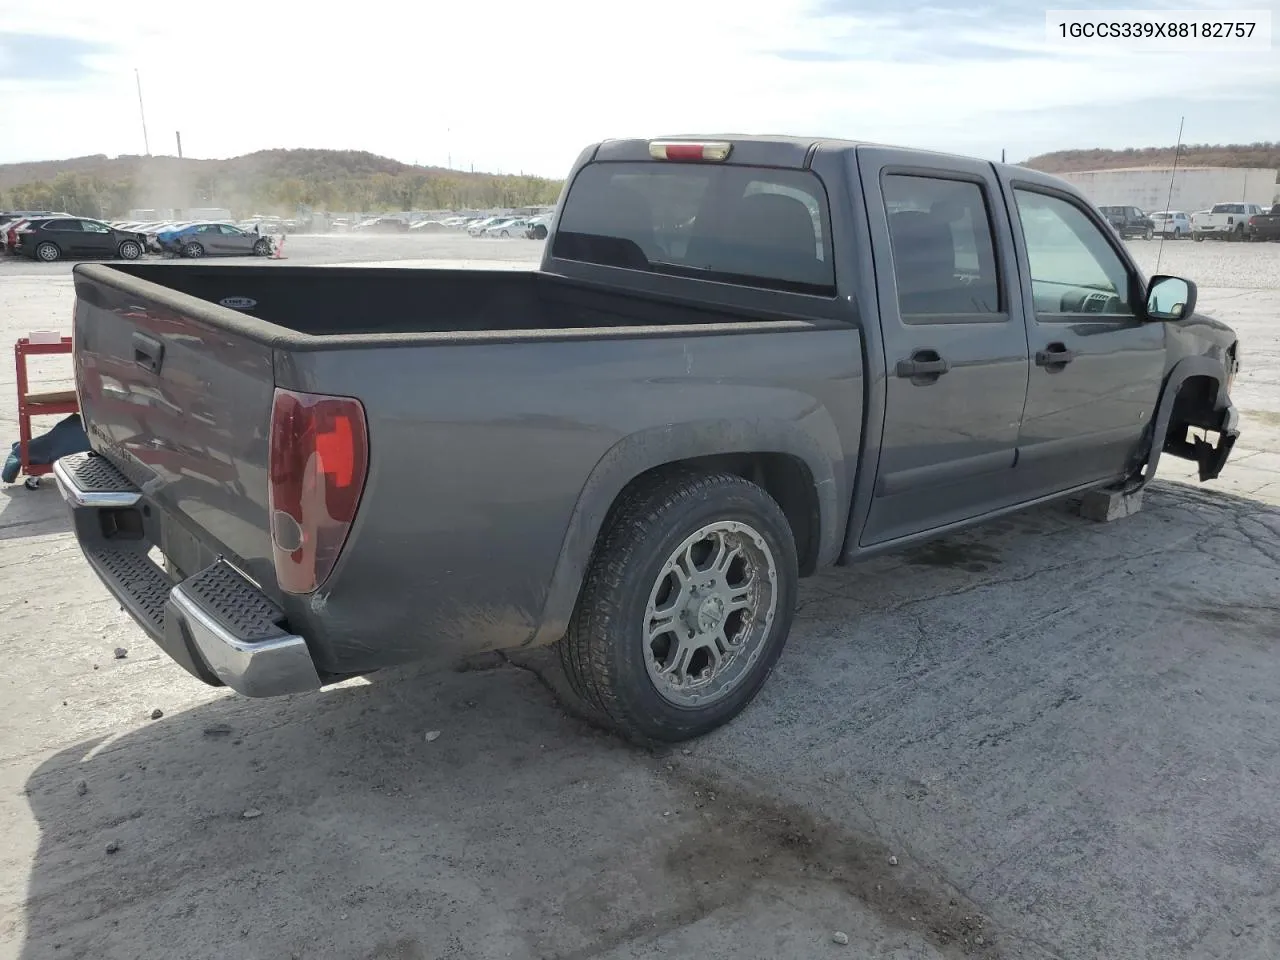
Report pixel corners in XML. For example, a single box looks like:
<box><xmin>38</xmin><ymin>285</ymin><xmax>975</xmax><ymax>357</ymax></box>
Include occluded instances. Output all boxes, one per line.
<box><xmin>598</xmin><ymin>482</ymin><xmax>798</xmax><ymax>741</ymax></box>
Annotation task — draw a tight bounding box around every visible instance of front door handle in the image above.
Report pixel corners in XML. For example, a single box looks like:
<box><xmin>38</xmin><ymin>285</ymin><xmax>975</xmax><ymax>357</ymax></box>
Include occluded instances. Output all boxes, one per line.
<box><xmin>896</xmin><ymin>349</ymin><xmax>950</xmax><ymax>381</ymax></box>
<box><xmin>1035</xmin><ymin>343</ymin><xmax>1075</xmax><ymax>369</ymax></box>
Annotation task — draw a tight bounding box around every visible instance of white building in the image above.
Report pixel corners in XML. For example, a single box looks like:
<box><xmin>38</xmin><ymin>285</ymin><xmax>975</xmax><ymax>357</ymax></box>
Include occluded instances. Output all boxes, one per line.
<box><xmin>1053</xmin><ymin>166</ymin><xmax>1278</xmax><ymax>214</ymax></box>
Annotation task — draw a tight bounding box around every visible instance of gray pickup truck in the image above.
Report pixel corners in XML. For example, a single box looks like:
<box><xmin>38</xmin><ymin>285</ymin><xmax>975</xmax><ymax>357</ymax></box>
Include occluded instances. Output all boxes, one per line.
<box><xmin>54</xmin><ymin>135</ymin><xmax>1241</xmax><ymax>743</ymax></box>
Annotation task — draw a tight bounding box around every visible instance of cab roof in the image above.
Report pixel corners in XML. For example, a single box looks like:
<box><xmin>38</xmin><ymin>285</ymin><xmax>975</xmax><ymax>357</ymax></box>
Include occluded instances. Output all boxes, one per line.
<box><xmin>591</xmin><ymin>134</ymin><xmax>1035</xmax><ymax>178</ymax></box>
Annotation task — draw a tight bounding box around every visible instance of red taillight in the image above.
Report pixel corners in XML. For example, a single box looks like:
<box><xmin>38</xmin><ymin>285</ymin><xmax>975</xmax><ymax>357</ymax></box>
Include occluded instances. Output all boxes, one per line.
<box><xmin>268</xmin><ymin>387</ymin><xmax>369</xmax><ymax>594</ymax></box>
<box><xmin>648</xmin><ymin>140</ymin><xmax>732</xmax><ymax>162</ymax></box>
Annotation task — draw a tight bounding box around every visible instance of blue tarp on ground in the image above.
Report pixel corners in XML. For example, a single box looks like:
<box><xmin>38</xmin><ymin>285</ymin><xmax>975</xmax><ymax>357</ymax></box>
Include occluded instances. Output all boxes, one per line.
<box><xmin>2</xmin><ymin>414</ymin><xmax>92</xmax><ymax>484</ymax></box>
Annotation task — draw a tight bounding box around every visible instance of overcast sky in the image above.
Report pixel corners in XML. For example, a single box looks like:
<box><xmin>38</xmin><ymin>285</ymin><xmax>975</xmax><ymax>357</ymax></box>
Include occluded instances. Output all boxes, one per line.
<box><xmin>0</xmin><ymin>0</ymin><xmax>1276</xmax><ymax>177</ymax></box>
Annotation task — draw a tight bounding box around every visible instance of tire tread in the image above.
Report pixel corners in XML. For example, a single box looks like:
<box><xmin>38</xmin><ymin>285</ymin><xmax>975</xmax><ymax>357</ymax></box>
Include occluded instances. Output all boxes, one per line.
<box><xmin>558</xmin><ymin>469</ymin><xmax>796</xmax><ymax>741</ymax></box>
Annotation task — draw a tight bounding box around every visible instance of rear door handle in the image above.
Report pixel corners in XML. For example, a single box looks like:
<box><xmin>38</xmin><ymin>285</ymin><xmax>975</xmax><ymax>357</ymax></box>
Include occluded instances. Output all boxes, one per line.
<box><xmin>132</xmin><ymin>332</ymin><xmax>164</xmax><ymax>373</ymax></box>
<box><xmin>1035</xmin><ymin>343</ymin><xmax>1075</xmax><ymax>368</ymax></box>
<box><xmin>895</xmin><ymin>349</ymin><xmax>950</xmax><ymax>381</ymax></box>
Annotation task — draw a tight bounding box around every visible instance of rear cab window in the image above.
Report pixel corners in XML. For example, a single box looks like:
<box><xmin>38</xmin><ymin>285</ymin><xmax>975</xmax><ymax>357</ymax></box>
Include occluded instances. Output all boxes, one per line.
<box><xmin>551</xmin><ymin>161</ymin><xmax>835</xmax><ymax>296</ymax></box>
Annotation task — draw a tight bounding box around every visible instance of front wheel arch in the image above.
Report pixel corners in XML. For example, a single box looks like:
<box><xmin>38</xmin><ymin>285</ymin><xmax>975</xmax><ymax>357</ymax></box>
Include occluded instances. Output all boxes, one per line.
<box><xmin>1134</xmin><ymin>356</ymin><xmax>1233</xmax><ymax>487</ymax></box>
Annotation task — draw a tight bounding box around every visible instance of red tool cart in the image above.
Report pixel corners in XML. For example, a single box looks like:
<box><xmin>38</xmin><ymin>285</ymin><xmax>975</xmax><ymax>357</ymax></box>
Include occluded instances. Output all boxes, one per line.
<box><xmin>13</xmin><ymin>334</ymin><xmax>78</xmax><ymax>490</ymax></box>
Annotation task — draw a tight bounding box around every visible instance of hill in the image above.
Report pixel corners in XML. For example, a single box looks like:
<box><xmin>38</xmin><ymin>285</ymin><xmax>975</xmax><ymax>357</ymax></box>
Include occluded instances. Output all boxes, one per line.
<box><xmin>1022</xmin><ymin>142</ymin><xmax>1280</xmax><ymax>176</ymax></box>
<box><xmin>0</xmin><ymin>149</ymin><xmax>564</xmax><ymax>218</ymax></box>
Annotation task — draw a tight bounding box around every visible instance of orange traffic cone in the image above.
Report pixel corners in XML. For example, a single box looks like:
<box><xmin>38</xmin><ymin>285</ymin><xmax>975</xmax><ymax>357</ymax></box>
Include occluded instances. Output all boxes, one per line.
<box><xmin>270</xmin><ymin>234</ymin><xmax>288</xmax><ymax>260</ymax></box>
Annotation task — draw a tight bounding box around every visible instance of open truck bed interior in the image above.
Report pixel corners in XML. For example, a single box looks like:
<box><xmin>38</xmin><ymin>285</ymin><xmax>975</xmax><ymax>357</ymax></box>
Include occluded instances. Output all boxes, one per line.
<box><xmin>88</xmin><ymin>263</ymin><xmax>824</xmax><ymax>338</ymax></box>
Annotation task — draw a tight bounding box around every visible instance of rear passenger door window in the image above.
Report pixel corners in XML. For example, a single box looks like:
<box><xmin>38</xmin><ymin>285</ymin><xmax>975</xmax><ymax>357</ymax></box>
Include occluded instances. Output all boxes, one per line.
<box><xmin>881</xmin><ymin>174</ymin><xmax>1002</xmax><ymax>319</ymax></box>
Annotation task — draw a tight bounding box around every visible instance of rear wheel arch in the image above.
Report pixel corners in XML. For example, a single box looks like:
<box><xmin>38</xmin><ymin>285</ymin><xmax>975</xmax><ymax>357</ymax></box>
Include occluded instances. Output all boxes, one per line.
<box><xmin>527</xmin><ymin>422</ymin><xmax>846</xmax><ymax>648</ymax></box>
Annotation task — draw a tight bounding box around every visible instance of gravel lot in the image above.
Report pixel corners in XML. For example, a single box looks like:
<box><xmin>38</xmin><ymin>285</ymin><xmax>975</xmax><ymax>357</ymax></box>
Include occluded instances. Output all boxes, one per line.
<box><xmin>1</xmin><ymin>235</ymin><xmax>1278</xmax><ymax>960</ymax></box>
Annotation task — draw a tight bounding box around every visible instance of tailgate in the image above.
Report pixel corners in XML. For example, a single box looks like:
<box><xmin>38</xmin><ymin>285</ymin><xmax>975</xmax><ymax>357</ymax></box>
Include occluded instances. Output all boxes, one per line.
<box><xmin>72</xmin><ymin>268</ymin><xmax>278</xmax><ymax>593</ymax></box>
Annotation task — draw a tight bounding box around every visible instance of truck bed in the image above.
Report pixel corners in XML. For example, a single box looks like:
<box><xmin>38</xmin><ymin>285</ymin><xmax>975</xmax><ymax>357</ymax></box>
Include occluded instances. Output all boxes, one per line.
<box><xmin>66</xmin><ymin>260</ymin><xmax>865</xmax><ymax>689</ymax></box>
<box><xmin>93</xmin><ymin>263</ymin><xmax>816</xmax><ymax>337</ymax></box>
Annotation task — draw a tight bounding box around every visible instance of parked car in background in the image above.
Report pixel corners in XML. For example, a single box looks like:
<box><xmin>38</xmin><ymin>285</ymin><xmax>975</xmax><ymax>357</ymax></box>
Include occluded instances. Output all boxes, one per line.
<box><xmin>409</xmin><ymin>219</ymin><xmax>449</xmax><ymax>232</ymax></box>
<box><xmin>466</xmin><ymin>216</ymin><xmax>505</xmax><ymax>236</ymax></box>
<box><xmin>525</xmin><ymin>215</ymin><xmax>553</xmax><ymax>239</ymax></box>
<box><xmin>12</xmin><ymin>217</ymin><xmax>147</xmax><ymax>262</ymax></box>
<box><xmin>1098</xmin><ymin>205</ymin><xmax>1155</xmax><ymax>240</ymax></box>
<box><xmin>3</xmin><ymin>213</ymin><xmax>71</xmax><ymax>254</ymax></box>
<box><xmin>353</xmin><ymin>217</ymin><xmax>410</xmax><ymax>233</ymax></box>
<box><xmin>1250</xmin><ymin>204</ymin><xmax>1280</xmax><ymax>241</ymax></box>
<box><xmin>157</xmin><ymin>222</ymin><xmax>274</xmax><ymax>258</ymax></box>
<box><xmin>1193</xmin><ymin>202</ymin><xmax>1267</xmax><ymax>241</ymax></box>
<box><xmin>482</xmin><ymin>218</ymin><xmax>528</xmax><ymax>238</ymax></box>
<box><xmin>1150</xmin><ymin>210</ymin><xmax>1192</xmax><ymax>239</ymax></box>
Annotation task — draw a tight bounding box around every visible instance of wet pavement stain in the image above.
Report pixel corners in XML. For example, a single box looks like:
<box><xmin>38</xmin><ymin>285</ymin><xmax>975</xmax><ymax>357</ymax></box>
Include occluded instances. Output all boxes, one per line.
<box><xmin>904</xmin><ymin>541</ymin><xmax>1004</xmax><ymax>573</ymax></box>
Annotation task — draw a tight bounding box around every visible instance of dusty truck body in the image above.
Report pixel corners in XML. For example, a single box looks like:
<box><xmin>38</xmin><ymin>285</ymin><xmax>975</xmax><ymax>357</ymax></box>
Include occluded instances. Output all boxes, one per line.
<box><xmin>56</xmin><ymin>135</ymin><xmax>1241</xmax><ymax>742</ymax></box>
<box><xmin>1250</xmin><ymin>204</ymin><xmax>1280</xmax><ymax>242</ymax></box>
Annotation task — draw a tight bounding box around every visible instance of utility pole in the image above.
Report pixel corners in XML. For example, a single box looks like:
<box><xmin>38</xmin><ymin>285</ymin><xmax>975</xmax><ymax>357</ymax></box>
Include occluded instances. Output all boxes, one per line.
<box><xmin>176</xmin><ymin>131</ymin><xmax>183</xmax><ymax>159</ymax></box>
<box><xmin>135</xmin><ymin>69</ymin><xmax>151</xmax><ymax>156</ymax></box>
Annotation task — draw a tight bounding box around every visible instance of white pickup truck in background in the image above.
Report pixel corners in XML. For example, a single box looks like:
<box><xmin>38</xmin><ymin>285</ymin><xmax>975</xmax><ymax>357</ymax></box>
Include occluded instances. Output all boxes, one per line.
<box><xmin>1192</xmin><ymin>202</ymin><xmax>1267</xmax><ymax>242</ymax></box>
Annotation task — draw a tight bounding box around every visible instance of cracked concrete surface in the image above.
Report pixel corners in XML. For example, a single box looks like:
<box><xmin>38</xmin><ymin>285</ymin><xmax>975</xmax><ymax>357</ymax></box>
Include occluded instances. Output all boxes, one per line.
<box><xmin>1</xmin><ymin>237</ymin><xmax>1278</xmax><ymax>960</ymax></box>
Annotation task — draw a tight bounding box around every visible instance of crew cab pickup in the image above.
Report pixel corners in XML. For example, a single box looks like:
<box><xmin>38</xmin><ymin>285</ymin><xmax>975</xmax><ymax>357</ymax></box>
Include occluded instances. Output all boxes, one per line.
<box><xmin>54</xmin><ymin>135</ymin><xmax>1242</xmax><ymax>743</ymax></box>
<box><xmin>1097</xmin><ymin>204</ymin><xmax>1155</xmax><ymax>240</ymax></box>
<box><xmin>1193</xmin><ymin>202</ymin><xmax>1267</xmax><ymax>241</ymax></box>
<box><xmin>1249</xmin><ymin>203</ymin><xmax>1280</xmax><ymax>242</ymax></box>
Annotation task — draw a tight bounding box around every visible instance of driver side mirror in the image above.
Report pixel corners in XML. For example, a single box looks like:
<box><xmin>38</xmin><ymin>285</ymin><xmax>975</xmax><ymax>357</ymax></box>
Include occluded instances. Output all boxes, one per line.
<box><xmin>1145</xmin><ymin>274</ymin><xmax>1197</xmax><ymax>321</ymax></box>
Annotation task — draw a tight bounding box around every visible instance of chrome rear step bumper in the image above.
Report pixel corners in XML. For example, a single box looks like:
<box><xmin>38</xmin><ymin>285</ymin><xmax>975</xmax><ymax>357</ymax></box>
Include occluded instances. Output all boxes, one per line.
<box><xmin>53</xmin><ymin>452</ymin><xmax>320</xmax><ymax>697</ymax></box>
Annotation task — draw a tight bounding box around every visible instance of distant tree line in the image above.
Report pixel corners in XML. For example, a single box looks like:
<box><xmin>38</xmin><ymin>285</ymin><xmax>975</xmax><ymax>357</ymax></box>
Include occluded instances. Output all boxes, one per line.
<box><xmin>0</xmin><ymin>149</ymin><xmax>564</xmax><ymax>218</ymax></box>
<box><xmin>1025</xmin><ymin>142</ymin><xmax>1280</xmax><ymax>179</ymax></box>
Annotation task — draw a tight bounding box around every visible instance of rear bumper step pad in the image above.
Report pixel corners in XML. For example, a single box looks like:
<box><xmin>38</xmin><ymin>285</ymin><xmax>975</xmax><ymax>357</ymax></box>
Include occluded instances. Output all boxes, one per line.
<box><xmin>53</xmin><ymin>452</ymin><xmax>320</xmax><ymax>697</ymax></box>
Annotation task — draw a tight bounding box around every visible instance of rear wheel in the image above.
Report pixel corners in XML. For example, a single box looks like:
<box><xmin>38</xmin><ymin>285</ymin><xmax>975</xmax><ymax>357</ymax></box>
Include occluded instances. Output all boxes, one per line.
<box><xmin>35</xmin><ymin>242</ymin><xmax>60</xmax><ymax>262</ymax></box>
<box><xmin>500</xmin><ymin>229</ymin><xmax>510</xmax><ymax>238</ymax></box>
<box><xmin>117</xmin><ymin>240</ymin><xmax>142</xmax><ymax>260</ymax></box>
<box><xmin>1194</xmin><ymin>231</ymin><xmax>1204</xmax><ymax>242</ymax></box>
<box><xmin>558</xmin><ymin>471</ymin><xmax>799</xmax><ymax>743</ymax></box>
<box><xmin>182</xmin><ymin>242</ymin><xmax>205</xmax><ymax>258</ymax></box>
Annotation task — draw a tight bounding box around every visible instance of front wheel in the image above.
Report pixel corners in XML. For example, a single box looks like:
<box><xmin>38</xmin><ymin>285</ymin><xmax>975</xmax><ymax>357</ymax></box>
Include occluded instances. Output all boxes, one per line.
<box><xmin>1193</xmin><ymin>231</ymin><xmax>1204</xmax><ymax>242</ymax></box>
<box><xmin>182</xmin><ymin>242</ymin><xmax>205</xmax><ymax>258</ymax></box>
<box><xmin>1144</xmin><ymin>226</ymin><xmax>1154</xmax><ymax>240</ymax></box>
<box><xmin>35</xmin><ymin>242</ymin><xmax>60</xmax><ymax>262</ymax></box>
<box><xmin>253</xmin><ymin>238</ymin><xmax>272</xmax><ymax>256</ymax></box>
<box><xmin>558</xmin><ymin>471</ymin><xmax>799</xmax><ymax>743</ymax></box>
<box><xmin>500</xmin><ymin>230</ymin><xmax>510</xmax><ymax>238</ymax></box>
<box><xmin>117</xmin><ymin>240</ymin><xmax>142</xmax><ymax>260</ymax></box>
